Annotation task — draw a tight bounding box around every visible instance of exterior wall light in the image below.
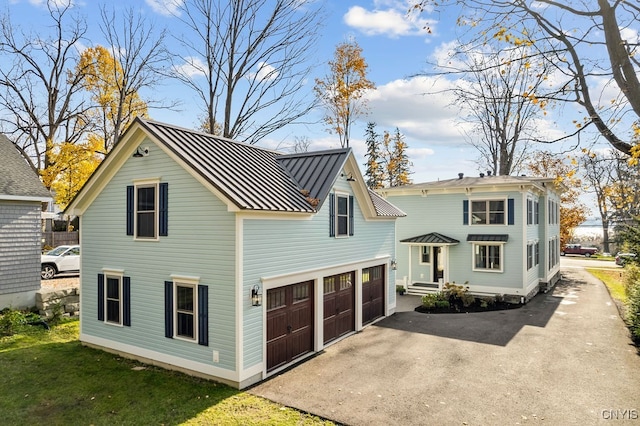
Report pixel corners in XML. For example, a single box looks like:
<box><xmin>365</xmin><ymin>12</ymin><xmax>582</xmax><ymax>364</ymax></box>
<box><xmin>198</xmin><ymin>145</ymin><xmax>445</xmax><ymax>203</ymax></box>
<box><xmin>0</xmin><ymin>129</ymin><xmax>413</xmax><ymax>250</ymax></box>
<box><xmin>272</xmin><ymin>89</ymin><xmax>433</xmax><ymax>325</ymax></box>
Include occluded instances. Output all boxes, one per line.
<box><xmin>391</xmin><ymin>259</ymin><xmax>397</xmax><ymax>270</ymax></box>
<box><xmin>251</xmin><ymin>284</ymin><xmax>263</xmax><ymax>307</ymax></box>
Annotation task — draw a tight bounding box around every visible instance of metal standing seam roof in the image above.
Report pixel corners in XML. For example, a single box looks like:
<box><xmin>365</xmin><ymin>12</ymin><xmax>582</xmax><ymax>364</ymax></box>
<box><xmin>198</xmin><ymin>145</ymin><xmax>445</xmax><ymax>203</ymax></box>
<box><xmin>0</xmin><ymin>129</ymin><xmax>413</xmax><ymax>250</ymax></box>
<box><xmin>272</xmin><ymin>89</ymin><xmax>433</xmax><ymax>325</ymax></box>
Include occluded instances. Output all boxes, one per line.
<box><xmin>466</xmin><ymin>234</ymin><xmax>509</xmax><ymax>242</ymax></box>
<box><xmin>140</xmin><ymin>119</ymin><xmax>316</xmax><ymax>213</ymax></box>
<box><xmin>0</xmin><ymin>134</ymin><xmax>50</xmax><ymax>199</ymax></box>
<box><xmin>400</xmin><ymin>232</ymin><xmax>459</xmax><ymax>244</ymax></box>
<box><xmin>368</xmin><ymin>189</ymin><xmax>406</xmax><ymax>217</ymax></box>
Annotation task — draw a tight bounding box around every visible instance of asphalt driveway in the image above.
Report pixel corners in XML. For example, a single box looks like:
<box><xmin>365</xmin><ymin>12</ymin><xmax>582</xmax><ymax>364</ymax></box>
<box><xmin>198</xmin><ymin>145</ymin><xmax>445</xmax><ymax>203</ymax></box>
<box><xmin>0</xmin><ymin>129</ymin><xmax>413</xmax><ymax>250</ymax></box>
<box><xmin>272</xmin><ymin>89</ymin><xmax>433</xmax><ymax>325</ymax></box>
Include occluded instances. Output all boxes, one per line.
<box><xmin>249</xmin><ymin>268</ymin><xmax>640</xmax><ymax>425</ymax></box>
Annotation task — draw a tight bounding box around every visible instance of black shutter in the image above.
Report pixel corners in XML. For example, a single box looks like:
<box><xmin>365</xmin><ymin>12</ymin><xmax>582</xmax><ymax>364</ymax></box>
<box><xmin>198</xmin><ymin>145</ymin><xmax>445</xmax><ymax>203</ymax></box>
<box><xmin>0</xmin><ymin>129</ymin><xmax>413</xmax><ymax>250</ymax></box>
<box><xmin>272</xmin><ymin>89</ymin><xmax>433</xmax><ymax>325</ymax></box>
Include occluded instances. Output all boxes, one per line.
<box><xmin>508</xmin><ymin>198</ymin><xmax>515</xmax><ymax>225</ymax></box>
<box><xmin>198</xmin><ymin>285</ymin><xmax>208</xmax><ymax>346</ymax></box>
<box><xmin>348</xmin><ymin>195</ymin><xmax>354</xmax><ymax>236</ymax></box>
<box><xmin>329</xmin><ymin>193</ymin><xmax>335</xmax><ymax>237</ymax></box>
<box><xmin>123</xmin><ymin>276</ymin><xmax>131</xmax><ymax>327</ymax></box>
<box><xmin>126</xmin><ymin>185</ymin><xmax>134</xmax><ymax>236</ymax></box>
<box><xmin>159</xmin><ymin>182</ymin><xmax>168</xmax><ymax>236</ymax></box>
<box><xmin>164</xmin><ymin>281</ymin><xmax>173</xmax><ymax>338</ymax></box>
<box><xmin>97</xmin><ymin>274</ymin><xmax>105</xmax><ymax>321</ymax></box>
<box><xmin>463</xmin><ymin>200</ymin><xmax>469</xmax><ymax>225</ymax></box>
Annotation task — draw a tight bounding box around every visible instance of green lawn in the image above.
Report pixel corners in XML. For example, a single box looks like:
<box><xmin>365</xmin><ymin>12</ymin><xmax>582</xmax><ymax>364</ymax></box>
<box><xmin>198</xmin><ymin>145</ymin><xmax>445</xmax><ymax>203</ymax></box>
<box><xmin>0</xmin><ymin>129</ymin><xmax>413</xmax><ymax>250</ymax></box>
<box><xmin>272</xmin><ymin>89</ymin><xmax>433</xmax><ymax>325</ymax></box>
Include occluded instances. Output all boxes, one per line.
<box><xmin>586</xmin><ymin>268</ymin><xmax>627</xmax><ymax>304</ymax></box>
<box><xmin>0</xmin><ymin>319</ymin><xmax>332</xmax><ymax>425</ymax></box>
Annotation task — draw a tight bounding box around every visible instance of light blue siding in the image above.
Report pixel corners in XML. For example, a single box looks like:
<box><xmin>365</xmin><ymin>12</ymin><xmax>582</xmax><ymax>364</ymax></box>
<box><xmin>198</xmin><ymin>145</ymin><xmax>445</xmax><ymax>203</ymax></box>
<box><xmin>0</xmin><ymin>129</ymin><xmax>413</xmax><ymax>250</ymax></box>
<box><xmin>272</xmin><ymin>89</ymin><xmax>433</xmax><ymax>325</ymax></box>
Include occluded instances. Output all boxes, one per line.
<box><xmin>81</xmin><ymin>138</ymin><xmax>237</xmax><ymax>371</ymax></box>
<box><xmin>390</xmin><ymin>191</ymin><xmax>525</xmax><ymax>290</ymax></box>
<box><xmin>242</xmin><ymin>178</ymin><xmax>396</xmax><ymax>368</ymax></box>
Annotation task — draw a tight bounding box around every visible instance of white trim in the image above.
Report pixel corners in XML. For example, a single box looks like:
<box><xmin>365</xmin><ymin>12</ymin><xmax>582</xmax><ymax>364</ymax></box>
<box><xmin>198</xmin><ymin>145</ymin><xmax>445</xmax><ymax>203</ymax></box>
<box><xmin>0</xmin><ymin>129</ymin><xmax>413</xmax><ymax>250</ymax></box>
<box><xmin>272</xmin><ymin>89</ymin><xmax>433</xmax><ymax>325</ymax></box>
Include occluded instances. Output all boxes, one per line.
<box><xmin>468</xmin><ymin>198</ymin><xmax>508</xmax><ymax>226</ymax></box>
<box><xmin>260</xmin><ymin>256</ymin><xmax>391</xmax><ymax>289</ymax></box>
<box><xmin>101</xmin><ymin>268</ymin><xmax>125</xmax><ymax>275</ymax></box>
<box><xmin>172</xmin><ymin>281</ymin><xmax>198</xmax><ymax>343</ymax></box>
<box><xmin>470</xmin><ymin>242</ymin><xmax>505</xmax><ymax>273</ymax></box>
<box><xmin>236</xmin><ymin>215</ymin><xmax>244</xmax><ymax>381</ymax></box>
<box><xmin>170</xmin><ymin>274</ymin><xmax>200</xmax><ymax>285</ymax></box>
<box><xmin>0</xmin><ymin>194</ymin><xmax>51</xmax><ymax>202</ymax></box>
<box><xmin>80</xmin><ymin>334</ymin><xmax>239</xmax><ymax>383</ymax></box>
<box><xmin>133</xmin><ymin>180</ymin><xmax>159</xmax><ymax>242</ymax></box>
<box><xmin>334</xmin><ymin>191</ymin><xmax>350</xmax><ymax>238</ymax></box>
<box><xmin>104</xmin><ymin>272</ymin><xmax>124</xmax><ymax>327</ymax></box>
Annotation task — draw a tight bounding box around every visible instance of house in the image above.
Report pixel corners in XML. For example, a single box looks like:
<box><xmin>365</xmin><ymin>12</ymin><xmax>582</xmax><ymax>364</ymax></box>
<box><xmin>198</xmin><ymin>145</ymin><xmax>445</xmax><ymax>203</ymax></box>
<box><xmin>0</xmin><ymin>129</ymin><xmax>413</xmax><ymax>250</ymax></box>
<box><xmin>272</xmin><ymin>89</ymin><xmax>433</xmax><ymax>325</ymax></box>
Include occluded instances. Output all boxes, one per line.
<box><xmin>378</xmin><ymin>173</ymin><xmax>562</xmax><ymax>303</ymax></box>
<box><xmin>0</xmin><ymin>134</ymin><xmax>51</xmax><ymax>309</ymax></box>
<box><xmin>65</xmin><ymin>118</ymin><xmax>404</xmax><ymax>389</ymax></box>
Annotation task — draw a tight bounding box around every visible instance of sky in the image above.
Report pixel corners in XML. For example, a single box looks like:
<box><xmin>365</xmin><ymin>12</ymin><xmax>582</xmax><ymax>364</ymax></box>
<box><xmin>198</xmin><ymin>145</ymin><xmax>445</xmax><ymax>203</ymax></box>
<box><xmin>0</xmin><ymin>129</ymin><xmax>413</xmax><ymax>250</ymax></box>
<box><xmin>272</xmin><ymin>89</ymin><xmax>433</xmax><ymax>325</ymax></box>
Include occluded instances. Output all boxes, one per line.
<box><xmin>1</xmin><ymin>0</ymin><xmax>606</xmax><ymax>190</ymax></box>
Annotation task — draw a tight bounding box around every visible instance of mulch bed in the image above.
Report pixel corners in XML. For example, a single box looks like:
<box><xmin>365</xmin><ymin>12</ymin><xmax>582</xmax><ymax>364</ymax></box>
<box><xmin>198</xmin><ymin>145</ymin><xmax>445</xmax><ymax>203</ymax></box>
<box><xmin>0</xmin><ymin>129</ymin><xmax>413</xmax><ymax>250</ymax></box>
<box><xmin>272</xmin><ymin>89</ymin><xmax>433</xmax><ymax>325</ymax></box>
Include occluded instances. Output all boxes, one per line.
<box><xmin>415</xmin><ymin>301</ymin><xmax>523</xmax><ymax>314</ymax></box>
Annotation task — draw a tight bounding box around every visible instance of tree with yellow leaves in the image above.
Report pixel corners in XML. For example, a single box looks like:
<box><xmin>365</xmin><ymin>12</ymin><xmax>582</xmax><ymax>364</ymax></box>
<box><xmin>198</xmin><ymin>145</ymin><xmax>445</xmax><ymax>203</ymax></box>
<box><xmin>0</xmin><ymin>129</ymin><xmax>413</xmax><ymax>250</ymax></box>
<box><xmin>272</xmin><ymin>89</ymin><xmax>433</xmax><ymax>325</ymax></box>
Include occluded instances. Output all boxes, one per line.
<box><xmin>315</xmin><ymin>40</ymin><xmax>375</xmax><ymax>148</ymax></box>
<box><xmin>526</xmin><ymin>151</ymin><xmax>588</xmax><ymax>249</ymax></box>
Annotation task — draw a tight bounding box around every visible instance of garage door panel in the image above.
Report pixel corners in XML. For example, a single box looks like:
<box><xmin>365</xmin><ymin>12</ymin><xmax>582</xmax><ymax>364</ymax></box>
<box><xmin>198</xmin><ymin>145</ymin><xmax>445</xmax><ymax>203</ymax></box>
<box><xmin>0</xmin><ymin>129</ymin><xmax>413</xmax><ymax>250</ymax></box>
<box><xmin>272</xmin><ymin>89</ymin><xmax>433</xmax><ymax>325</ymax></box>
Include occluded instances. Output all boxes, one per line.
<box><xmin>323</xmin><ymin>271</ymin><xmax>355</xmax><ymax>344</ymax></box>
<box><xmin>266</xmin><ymin>280</ymin><xmax>314</xmax><ymax>373</ymax></box>
<box><xmin>362</xmin><ymin>265</ymin><xmax>385</xmax><ymax>325</ymax></box>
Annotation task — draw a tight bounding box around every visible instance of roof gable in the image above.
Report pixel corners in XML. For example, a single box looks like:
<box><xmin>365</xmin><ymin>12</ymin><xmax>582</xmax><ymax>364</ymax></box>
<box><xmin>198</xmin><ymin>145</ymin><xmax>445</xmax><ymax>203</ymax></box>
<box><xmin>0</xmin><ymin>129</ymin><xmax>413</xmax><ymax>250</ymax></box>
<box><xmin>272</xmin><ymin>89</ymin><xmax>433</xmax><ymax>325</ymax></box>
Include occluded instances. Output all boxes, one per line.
<box><xmin>0</xmin><ymin>134</ymin><xmax>50</xmax><ymax>200</ymax></box>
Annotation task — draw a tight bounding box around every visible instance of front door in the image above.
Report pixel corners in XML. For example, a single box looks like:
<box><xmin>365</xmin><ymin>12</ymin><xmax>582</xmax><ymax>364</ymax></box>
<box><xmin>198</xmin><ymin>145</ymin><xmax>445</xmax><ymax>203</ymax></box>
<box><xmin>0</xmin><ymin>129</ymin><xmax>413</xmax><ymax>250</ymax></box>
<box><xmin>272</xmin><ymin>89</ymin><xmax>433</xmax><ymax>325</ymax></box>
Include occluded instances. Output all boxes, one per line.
<box><xmin>433</xmin><ymin>246</ymin><xmax>444</xmax><ymax>282</ymax></box>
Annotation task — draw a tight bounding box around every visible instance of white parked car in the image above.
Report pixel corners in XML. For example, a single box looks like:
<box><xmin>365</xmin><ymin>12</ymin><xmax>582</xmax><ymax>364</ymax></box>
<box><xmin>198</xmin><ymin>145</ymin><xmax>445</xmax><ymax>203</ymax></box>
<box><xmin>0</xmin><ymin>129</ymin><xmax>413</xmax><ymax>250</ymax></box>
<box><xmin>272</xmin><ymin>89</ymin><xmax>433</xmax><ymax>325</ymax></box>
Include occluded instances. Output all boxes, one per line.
<box><xmin>41</xmin><ymin>245</ymin><xmax>80</xmax><ymax>279</ymax></box>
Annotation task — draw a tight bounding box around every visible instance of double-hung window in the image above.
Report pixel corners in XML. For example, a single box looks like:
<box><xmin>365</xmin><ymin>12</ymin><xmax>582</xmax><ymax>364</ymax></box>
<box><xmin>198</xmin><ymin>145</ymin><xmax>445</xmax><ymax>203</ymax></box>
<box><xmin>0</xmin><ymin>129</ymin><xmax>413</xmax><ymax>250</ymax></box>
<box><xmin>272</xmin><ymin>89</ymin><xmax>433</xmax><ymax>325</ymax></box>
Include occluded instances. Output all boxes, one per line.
<box><xmin>420</xmin><ymin>246</ymin><xmax>431</xmax><ymax>264</ymax></box>
<box><xmin>471</xmin><ymin>200</ymin><xmax>505</xmax><ymax>225</ymax></box>
<box><xmin>127</xmin><ymin>180</ymin><xmax>168</xmax><ymax>239</ymax></box>
<box><xmin>329</xmin><ymin>193</ymin><xmax>354</xmax><ymax>237</ymax></box>
<box><xmin>97</xmin><ymin>271</ymin><xmax>130</xmax><ymax>327</ymax></box>
<box><xmin>473</xmin><ymin>244</ymin><xmax>502</xmax><ymax>272</ymax></box>
<box><xmin>164</xmin><ymin>278</ymin><xmax>208</xmax><ymax>346</ymax></box>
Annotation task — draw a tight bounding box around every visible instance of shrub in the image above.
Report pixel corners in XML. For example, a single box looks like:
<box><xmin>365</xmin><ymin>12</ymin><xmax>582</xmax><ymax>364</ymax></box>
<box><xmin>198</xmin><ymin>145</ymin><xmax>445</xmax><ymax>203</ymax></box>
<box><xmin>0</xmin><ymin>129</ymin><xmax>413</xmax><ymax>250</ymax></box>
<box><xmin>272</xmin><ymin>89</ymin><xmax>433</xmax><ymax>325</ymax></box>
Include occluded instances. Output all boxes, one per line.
<box><xmin>0</xmin><ymin>308</ymin><xmax>44</xmax><ymax>336</ymax></box>
<box><xmin>443</xmin><ymin>282</ymin><xmax>475</xmax><ymax>308</ymax></box>
<box><xmin>625</xmin><ymin>265</ymin><xmax>640</xmax><ymax>344</ymax></box>
<box><xmin>422</xmin><ymin>294</ymin><xmax>437</xmax><ymax>309</ymax></box>
<box><xmin>435</xmin><ymin>300</ymin><xmax>450</xmax><ymax>309</ymax></box>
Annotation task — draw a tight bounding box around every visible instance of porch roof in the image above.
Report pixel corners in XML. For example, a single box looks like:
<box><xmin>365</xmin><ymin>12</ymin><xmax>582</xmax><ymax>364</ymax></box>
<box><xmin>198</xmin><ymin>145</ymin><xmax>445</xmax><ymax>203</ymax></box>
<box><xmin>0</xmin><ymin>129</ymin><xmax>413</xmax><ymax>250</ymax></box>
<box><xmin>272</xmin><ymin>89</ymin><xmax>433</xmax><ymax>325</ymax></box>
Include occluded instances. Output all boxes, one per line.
<box><xmin>400</xmin><ymin>232</ymin><xmax>460</xmax><ymax>245</ymax></box>
<box><xmin>466</xmin><ymin>234</ymin><xmax>509</xmax><ymax>242</ymax></box>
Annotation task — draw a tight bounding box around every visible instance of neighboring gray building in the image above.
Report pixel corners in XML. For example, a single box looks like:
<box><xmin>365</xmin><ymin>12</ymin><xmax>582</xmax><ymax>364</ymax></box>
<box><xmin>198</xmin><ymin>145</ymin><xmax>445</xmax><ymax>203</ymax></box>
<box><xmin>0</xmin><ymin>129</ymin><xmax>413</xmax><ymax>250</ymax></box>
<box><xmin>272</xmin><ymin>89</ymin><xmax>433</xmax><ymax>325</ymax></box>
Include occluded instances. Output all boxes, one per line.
<box><xmin>0</xmin><ymin>135</ymin><xmax>51</xmax><ymax>309</ymax></box>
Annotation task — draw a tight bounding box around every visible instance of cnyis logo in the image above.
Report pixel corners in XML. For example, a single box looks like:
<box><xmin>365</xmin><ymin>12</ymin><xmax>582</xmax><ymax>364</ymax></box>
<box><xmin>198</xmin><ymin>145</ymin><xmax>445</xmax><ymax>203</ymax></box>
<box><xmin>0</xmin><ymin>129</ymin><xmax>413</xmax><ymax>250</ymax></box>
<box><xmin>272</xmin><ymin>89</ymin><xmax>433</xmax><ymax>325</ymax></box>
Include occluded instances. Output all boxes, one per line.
<box><xmin>601</xmin><ymin>409</ymin><xmax>638</xmax><ymax>420</ymax></box>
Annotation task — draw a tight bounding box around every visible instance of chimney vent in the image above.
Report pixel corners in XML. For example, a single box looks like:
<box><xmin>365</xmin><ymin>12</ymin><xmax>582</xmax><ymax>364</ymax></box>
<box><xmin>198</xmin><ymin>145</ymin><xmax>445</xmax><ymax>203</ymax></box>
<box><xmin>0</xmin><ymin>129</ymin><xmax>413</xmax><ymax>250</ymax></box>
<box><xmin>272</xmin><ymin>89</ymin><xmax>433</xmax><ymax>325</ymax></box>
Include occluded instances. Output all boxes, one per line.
<box><xmin>480</xmin><ymin>173</ymin><xmax>485</xmax><ymax>178</ymax></box>
<box><xmin>458</xmin><ymin>173</ymin><xmax>464</xmax><ymax>179</ymax></box>
<box><xmin>487</xmin><ymin>170</ymin><xmax>492</xmax><ymax>176</ymax></box>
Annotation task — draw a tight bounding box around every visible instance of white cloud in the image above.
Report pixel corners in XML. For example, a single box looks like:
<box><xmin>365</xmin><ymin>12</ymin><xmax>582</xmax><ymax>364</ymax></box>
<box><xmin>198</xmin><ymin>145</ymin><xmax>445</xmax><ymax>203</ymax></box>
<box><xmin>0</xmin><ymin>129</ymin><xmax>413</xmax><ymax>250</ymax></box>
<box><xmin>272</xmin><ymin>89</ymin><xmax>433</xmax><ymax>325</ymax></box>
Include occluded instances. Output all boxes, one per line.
<box><xmin>173</xmin><ymin>57</ymin><xmax>207</xmax><ymax>78</ymax></box>
<box><xmin>145</xmin><ymin>0</ymin><xmax>183</xmax><ymax>17</ymax></box>
<box><xmin>248</xmin><ymin>62</ymin><xmax>279</xmax><ymax>82</ymax></box>
<box><xmin>343</xmin><ymin>5</ymin><xmax>433</xmax><ymax>38</ymax></box>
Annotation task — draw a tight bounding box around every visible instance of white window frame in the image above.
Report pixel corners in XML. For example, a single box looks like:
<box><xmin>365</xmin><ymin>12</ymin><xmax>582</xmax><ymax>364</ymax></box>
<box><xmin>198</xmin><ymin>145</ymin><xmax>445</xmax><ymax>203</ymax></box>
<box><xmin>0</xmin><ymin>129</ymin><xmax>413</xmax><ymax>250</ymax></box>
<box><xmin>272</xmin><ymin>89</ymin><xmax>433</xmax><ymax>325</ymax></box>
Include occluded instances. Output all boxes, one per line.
<box><xmin>469</xmin><ymin>199</ymin><xmax>507</xmax><ymax>226</ymax></box>
<box><xmin>419</xmin><ymin>246</ymin><xmax>431</xmax><ymax>265</ymax></box>
<box><xmin>335</xmin><ymin>192</ymin><xmax>350</xmax><ymax>238</ymax></box>
<box><xmin>134</xmin><ymin>179</ymin><xmax>159</xmax><ymax>241</ymax></box>
<box><xmin>173</xmin><ymin>278</ymin><xmax>199</xmax><ymax>343</ymax></box>
<box><xmin>103</xmin><ymin>270</ymin><xmax>123</xmax><ymax>326</ymax></box>
<box><xmin>471</xmin><ymin>242</ymin><xmax>504</xmax><ymax>273</ymax></box>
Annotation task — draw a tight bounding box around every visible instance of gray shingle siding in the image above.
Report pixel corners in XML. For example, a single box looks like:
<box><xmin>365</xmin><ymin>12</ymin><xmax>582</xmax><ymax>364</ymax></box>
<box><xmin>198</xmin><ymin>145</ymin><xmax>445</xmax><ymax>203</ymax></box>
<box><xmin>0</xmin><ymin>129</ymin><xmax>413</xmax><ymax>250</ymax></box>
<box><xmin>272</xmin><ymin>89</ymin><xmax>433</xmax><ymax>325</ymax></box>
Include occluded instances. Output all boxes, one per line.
<box><xmin>0</xmin><ymin>201</ymin><xmax>42</xmax><ymax>294</ymax></box>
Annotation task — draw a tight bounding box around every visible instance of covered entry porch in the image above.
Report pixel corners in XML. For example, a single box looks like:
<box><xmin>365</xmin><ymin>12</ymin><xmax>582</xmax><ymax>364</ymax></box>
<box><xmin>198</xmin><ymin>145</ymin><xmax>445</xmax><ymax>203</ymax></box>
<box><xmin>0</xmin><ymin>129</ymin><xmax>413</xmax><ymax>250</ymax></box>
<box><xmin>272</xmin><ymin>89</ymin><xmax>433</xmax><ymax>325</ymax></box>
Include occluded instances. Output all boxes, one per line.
<box><xmin>399</xmin><ymin>232</ymin><xmax>459</xmax><ymax>295</ymax></box>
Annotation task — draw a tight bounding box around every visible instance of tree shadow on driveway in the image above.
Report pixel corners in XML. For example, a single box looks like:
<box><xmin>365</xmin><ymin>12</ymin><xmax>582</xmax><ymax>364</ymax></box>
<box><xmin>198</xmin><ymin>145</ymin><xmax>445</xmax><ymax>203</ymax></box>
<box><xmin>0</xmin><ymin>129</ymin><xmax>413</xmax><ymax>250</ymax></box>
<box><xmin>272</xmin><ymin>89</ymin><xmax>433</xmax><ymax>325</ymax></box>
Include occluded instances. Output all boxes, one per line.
<box><xmin>375</xmin><ymin>279</ymin><xmax>584</xmax><ymax>346</ymax></box>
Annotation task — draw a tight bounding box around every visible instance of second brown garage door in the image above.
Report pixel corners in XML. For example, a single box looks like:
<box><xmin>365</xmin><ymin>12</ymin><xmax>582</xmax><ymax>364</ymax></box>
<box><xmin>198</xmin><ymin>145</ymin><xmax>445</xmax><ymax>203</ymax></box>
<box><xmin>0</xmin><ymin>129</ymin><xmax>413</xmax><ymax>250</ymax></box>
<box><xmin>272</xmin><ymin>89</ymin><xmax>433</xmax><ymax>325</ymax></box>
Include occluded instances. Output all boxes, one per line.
<box><xmin>266</xmin><ymin>281</ymin><xmax>314</xmax><ymax>372</ymax></box>
<box><xmin>323</xmin><ymin>271</ymin><xmax>355</xmax><ymax>344</ymax></box>
<box><xmin>362</xmin><ymin>265</ymin><xmax>385</xmax><ymax>325</ymax></box>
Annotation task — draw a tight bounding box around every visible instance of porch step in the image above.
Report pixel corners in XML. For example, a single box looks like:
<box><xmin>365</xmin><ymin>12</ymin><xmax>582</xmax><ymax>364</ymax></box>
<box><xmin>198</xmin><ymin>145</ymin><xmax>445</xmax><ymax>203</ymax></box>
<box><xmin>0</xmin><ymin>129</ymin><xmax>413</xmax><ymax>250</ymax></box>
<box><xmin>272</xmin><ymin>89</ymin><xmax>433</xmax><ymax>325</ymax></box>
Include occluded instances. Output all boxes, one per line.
<box><xmin>406</xmin><ymin>283</ymin><xmax>439</xmax><ymax>296</ymax></box>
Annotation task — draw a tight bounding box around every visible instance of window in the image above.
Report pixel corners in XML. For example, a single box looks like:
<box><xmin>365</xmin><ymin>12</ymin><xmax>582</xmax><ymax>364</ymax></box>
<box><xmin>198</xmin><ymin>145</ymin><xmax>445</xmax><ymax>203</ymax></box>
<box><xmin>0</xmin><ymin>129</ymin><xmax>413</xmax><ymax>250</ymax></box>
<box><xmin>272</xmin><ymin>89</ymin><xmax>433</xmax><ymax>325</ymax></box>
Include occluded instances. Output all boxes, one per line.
<box><xmin>126</xmin><ymin>182</ymin><xmax>168</xmax><ymax>238</ymax></box>
<box><xmin>420</xmin><ymin>246</ymin><xmax>431</xmax><ymax>264</ymax></box>
<box><xmin>97</xmin><ymin>272</ymin><xmax>130</xmax><ymax>326</ymax></box>
<box><xmin>527</xmin><ymin>244</ymin><xmax>533</xmax><ymax>270</ymax></box>
<box><xmin>137</xmin><ymin>185</ymin><xmax>156</xmax><ymax>238</ymax></box>
<box><xmin>329</xmin><ymin>193</ymin><xmax>354</xmax><ymax>237</ymax></box>
<box><xmin>176</xmin><ymin>284</ymin><xmax>195</xmax><ymax>340</ymax></box>
<box><xmin>164</xmin><ymin>280</ymin><xmax>208</xmax><ymax>346</ymax></box>
<box><xmin>106</xmin><ymin>276</ymin><xmax>122</xmax><ymax>324</ymax></box>
<box><xmin>527</xmin><ymin>199</ymin><xmax>533</xmax><ymax>225</ymax></box>
<box><xmin>470</xmin><ymin>200</ymin><xmax>505</xmax><ymax>225</ymax></box>
<box><xmin>473</xmin><ymin>244</ymin><xmax>503</xmax><ymax>272</ymax></box>
<box><xmin>337</xmin><ymin>194</ymin><xmax>349</xmax><ymax>237</ymax></box>
<box><xmin>535</xmin><ymin>242</ymin><xmax>540</xmax><ymax>266</ymax></box>
<box><xmin>534</xmin><ymin>201</ymin><xmax>539</xmax><ymax>225</ymax></box>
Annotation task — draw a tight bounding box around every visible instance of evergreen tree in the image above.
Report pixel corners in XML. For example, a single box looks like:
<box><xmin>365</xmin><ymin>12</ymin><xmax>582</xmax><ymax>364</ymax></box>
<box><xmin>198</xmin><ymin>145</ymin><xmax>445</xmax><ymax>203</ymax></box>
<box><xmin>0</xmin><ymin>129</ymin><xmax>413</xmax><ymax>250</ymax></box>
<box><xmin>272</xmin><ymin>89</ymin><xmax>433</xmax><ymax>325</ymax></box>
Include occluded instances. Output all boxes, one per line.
<box><xmin>363</xmin><ymin>122</ymin><xmax>384</xmax><ymax>189</ymax></box>
<box><xmin>390</xmin><ymin>128</ymin><xmax>412</xmax><ymax>187</ymax></box>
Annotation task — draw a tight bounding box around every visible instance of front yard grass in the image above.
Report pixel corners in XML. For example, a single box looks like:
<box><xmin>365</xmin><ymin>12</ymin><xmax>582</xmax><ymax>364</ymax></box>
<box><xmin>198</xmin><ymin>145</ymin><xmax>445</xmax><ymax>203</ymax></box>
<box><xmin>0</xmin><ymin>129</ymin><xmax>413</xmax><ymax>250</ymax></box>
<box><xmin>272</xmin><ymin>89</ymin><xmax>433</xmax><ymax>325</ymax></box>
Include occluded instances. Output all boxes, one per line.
<box><xmin>0</xmin><ymin>319</ymin><xmax>332</xmax><ymax>425</ymax></box>
<box><xmin>586</xmin><ymin>268</ymin><xmax>627</xmax><ymax>304</ymax></box>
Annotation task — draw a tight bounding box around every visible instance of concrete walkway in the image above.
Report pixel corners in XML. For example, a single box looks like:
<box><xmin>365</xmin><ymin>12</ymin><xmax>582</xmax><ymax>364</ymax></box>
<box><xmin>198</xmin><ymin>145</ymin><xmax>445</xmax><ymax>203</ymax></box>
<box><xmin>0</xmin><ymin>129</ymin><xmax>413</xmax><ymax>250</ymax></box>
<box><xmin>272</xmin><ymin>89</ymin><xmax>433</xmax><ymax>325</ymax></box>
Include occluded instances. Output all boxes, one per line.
<box><xmin>249</xmin><ymin>268</ymin><xmax>640</xmax><ymax>425</ymax></box>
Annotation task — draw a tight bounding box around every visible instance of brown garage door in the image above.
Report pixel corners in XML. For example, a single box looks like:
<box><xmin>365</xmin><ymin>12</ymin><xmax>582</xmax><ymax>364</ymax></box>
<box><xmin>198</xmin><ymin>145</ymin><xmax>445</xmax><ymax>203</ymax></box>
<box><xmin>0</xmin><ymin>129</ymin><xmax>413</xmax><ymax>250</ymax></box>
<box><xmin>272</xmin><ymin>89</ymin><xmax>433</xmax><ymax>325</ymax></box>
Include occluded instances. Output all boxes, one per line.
<box><xmin>323</xmin><ymin>271</ymin><xmax>355</xmax><ymax>344</ymax></box>
<box><xmin>362</xmin><ymin>265</ymin><xmax>385</xmax><ymax>325</ymax></box>
<box><xmin>266</xmin><ymin>281</ymin><xmax>314</xmax><ymax>372</ymax></box>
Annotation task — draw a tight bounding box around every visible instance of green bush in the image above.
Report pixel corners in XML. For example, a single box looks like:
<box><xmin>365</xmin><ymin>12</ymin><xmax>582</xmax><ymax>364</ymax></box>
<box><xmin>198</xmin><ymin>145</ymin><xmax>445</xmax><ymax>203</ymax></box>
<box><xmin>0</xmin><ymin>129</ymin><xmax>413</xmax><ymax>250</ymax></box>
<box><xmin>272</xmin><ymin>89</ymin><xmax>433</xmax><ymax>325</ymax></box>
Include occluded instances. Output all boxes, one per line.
<box><xmin>625</xmin><ymin>265</ymin><xmax>640</xmax><ymax>344</ymax></box>
<box><xmin>0</xmin><ymin>308</ymin><xmax>44</xmax><ymax>336</ymax></box>
<box><xmin>421</xmin><ymin>294</ymin><xmax>437</xmax><ymax>309</ymax></box>
<box><xmin>443</xmin><ymin>282</ymin><xmax>475</xmax><ymax>308</ymax></box>
<box><xmin>435</xmin><ymin>300</ymin><xmax>450</xmax><ymax>309</ymax></box>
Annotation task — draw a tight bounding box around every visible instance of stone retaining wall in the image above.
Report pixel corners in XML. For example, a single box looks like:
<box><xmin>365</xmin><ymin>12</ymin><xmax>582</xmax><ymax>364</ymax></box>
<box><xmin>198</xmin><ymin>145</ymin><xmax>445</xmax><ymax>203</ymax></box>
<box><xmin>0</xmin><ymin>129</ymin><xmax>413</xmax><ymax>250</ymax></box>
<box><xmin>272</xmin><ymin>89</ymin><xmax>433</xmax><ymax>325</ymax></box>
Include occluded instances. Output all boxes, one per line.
<box><xmin>36</xmin><ymin>286</ymin><xmax>80</xmax><ymax>318</ymax></box>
